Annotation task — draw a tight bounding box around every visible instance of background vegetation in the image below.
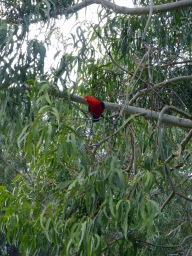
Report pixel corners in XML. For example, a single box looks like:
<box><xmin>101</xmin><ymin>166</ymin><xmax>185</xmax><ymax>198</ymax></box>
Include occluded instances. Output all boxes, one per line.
<box><xmin>0</xmin><ymin>0</ymin><xmax>192</xmax><ymax>255</ymax></box>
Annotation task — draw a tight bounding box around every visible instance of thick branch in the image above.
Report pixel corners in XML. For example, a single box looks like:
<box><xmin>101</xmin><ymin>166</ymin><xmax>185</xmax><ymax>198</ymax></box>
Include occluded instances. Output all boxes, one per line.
<box><xmin>64</xmin><ymin>0</ymin><xmax>192</xmax><ymax>16</ymax></box>
<box><xmin>70</xmin><ymin>94</ymin><xmax>192</xmax><ymax>129</ymax></box>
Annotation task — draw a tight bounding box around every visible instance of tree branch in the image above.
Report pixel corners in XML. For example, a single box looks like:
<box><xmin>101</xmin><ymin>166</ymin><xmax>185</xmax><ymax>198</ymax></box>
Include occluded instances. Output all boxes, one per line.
<box><xmin>160</xmin><ymin>60</ymin><xmax>192</xmax><ymax>68</ymax></box>
<box><xmin>135</xmin><ymin>235</ymin><xmax>192</xmax><ymax>249</ymax></box>
<box><xmin>160</xmin><ymin>191</ymin><xmax>175</xmax><ymax>213</ymax></box>
<box><xmin>64</xmin><ymin>0</ymin><xmax>192</xmax><ymax>16</ymax></box>
<box><xmin>142</xmin><ymin>0</ymin><xmax>153</xmax><ymax>41</ymax></box>
<box><xmin>70</xmin><ymin>94</ymin><xmax>192</xmax><ymax>129</ymax></box>
<box><xmin>180</xmin><ymin>129</ymin><xmax>192</xmax><ymax>151</ymax></box>
<box><xmin>129</xmin><ymin>75</ymin><xmax>192</xmax><ymax>106</ymax></box>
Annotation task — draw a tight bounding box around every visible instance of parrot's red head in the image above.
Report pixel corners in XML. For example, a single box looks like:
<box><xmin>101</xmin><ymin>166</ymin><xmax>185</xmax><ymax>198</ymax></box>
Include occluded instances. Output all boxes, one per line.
<box><xmin>84</xmin><ymin>95</ymin><xmax>90</xmax><ymax>102</ymax></box>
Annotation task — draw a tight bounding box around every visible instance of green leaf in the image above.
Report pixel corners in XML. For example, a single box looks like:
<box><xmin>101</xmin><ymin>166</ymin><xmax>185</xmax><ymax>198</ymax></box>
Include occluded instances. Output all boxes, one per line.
<box><xmin>17</xmin><ymin>124</ymin><xmax>30</xmax><ymax>149</ymax></box>
<box><xmin>93</xmin><ymin>234</ymin><xmax>101</xmax><ymax>252</ymax></box>
<box><xmin>133</xmin><ymin>171</ymin><xmax>145</xmax><ymax>185</ymax></box>
<box><xmin>145</xmin><ymin>171</ymin><xmax>153</xmax><ymax>188</ymax></box>
<box><xmin>68</xmin><ymin>180</ymin><xmax>78</xmax><ymax>194</ymax></box>
<box><xmin>118</xmin><ymin>115</ymin><xmax>135</xmax><ymax>131</ymax></box>
<box><xmin>109</xmin><ymin>197</ymin><xmax>116</xmax><ymax>218</ymax></box>
<box><xmin>66</xmin><ymin>238</ymin><xmax>73</xmax><ymax>256</ymax></box>
<box><xmin>51</xmin><ymin>106</ymin><xmax>60</xmax><ymax>124</ymax></box>
<box><xmin>45</xmin><ymin>91</ymin><xmax>52</xmax><ymax>105</ymax></box>
<box><xmin>140</xmin><ymin>198</ymin><xmax>147</xmax><ymax>222</ymax></box>
<box><xmin>0</xmin><ymin>21</ymin><xmax>7</xmax><ymax>45</ymax></box>
<box><xmin>121</xmin><ymin>200</ymin><xmax>130</xmax><ymax>239</ymax></box>
<box><xmin>40</xmin><ymin>203</ymin><xmax>51</xmax><ymax>232</ymax></box>
<box><xmin>61</xmin><ymin>137</ymin><xmax>68</xmax><ymax>162</ymax></box>
<box><xmin>45</xmin><ymin>123</ymin><xmax>52</xmax><ymax>156</ymax></box>
<box><xmin>45</xmin><ymin>218</ymin><xmax>52</xmax><ymax>242</ymax></box>
<box><xmin>79</xmin><ymin>143</ymin><xmax>87</xmax><ymax>172</ymax></box>
<box><xmin>149</xmin><ymin>200</ymin><xmax>160</xmax><ymax>216</ymax></box>
<box><xmin>70</xmin><ymin>133</ymin><xmax>76</xmax><ymax>152</ymax></box>
<box><xmin>57</xmin><ymin>143</ymin><xmax>63</xmax><ymax>165</ymax></box>
<box><xmin>38</xmin><ymin>105</ymin><xmax>51</xmax><ymax>115</ymax></box>
<box><xmin>116</xmin><ymin>199</ymin><xmax>123</xmax><ymax>212</ymax></box>
<box><xmin>56</xmin><ymin>180</ymin><xmax>71</xmax><ymax>190</ymax></box>
<box><xmin>78</xmin><ymin>221</ymin><xmax>86</xmax><ymax>250</ymax></box>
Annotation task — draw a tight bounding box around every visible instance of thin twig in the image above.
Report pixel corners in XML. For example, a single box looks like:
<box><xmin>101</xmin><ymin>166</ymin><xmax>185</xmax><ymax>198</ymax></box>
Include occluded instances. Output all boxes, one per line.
<box><xmin>160</xmin><ymin>60</ymin><xmax>192</xmax><ymax>68</ymax></box>
<box><xmin>186</xmin><ymin>244</ymin><xmax>192</xmax><ymax>256</ymax></box>
<box><xmin>0</xmin><ymin>155</ymin><xmax>21</xmax><ymax>175</ymax></box>
<box><xmin>91</xmin><ymin>113</ymin><xmax>145</xmax><ymax>147</ymax></box>
<box><xmin>181</xmin><ymin>129</ymin><xmax>192</xmax><ymax>151</ymax></box>
<box><xmin>0</xmin><ymin>155</ymin><xmax>32</xmax><ymax>183</ymax></box>
<box><xmin>154</xmin><ymin>191</ymin><xmax>175</xmax><ymax>219</ymax></box>
<box><xmin>91</xmin><ymin>24</ymin><xmax>150</xmax><ymax>87</ymax></box>
<box><xmin>135</xmin><ymin>235</ymin><xmax>192</xmax><ymax>249</ymax></box>
<box><xmin>164</xmin><ymin>129</ymin><xmax>192</xmax><ymax>166</ymax></box>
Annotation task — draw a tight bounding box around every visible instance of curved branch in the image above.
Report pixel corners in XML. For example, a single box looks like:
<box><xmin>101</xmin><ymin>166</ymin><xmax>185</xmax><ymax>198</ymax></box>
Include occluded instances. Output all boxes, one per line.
<box><xmin>180</xmin><ymin>129</ymin><xmax>192</xmax><ymax>151</ymax></box>
<box><xmin>160</xmin><ymin>60</ymin><xmax>192</xmax><ymax>68</ymax></box>
<box><xmin>164</xmin><ymin>129</ymin><xmax>192</xmax><ymax>169</ymax></box>
<box><xmin>64</xmin><ymin>0</ymin><xmax>192</xmax><ymax>16</ymax></box>
<box><xmin>155</xmin><ymin>175</ymin><xmax>192</xmax><ymax>218</ymax></box>
<box><xmin>129</xmin><ymin>75</ymin><xmax>192</xmax><ymax>106</ymax></box>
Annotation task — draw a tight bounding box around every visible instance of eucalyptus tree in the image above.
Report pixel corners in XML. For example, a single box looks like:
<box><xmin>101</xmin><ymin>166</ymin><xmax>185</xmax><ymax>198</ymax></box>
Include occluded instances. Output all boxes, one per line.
<box><xmin>0</xmin><ymin>0</ymin><xmax>192</xmax><ymax>255</ymax></box>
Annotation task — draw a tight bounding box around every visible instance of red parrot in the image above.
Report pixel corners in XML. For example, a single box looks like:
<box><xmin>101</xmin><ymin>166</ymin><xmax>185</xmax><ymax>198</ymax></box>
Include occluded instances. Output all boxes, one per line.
<box><xmin>84</xmin><ymin>95</ymin><xmax>105</xmax><ymax>122</ymax></box>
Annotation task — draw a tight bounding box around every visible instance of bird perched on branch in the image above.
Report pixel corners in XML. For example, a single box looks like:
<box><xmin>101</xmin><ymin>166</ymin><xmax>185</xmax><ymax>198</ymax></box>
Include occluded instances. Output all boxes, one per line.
<box><xmin>84</xmin><ymin>95</ymin><xmax>105</xmax><ymax>122</ymax></box>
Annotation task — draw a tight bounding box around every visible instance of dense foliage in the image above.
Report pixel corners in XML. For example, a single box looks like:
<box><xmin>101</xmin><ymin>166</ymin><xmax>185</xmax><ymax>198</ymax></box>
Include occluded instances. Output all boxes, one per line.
<box><xmin>0</xmin><ymin>0</ymin><xmax>192</xmax><ymax>255</ymax></box>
